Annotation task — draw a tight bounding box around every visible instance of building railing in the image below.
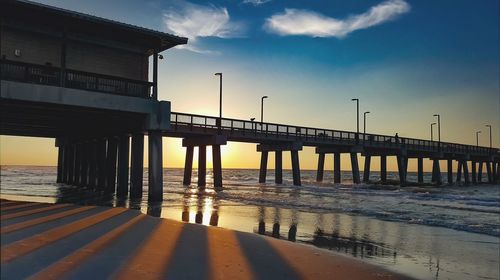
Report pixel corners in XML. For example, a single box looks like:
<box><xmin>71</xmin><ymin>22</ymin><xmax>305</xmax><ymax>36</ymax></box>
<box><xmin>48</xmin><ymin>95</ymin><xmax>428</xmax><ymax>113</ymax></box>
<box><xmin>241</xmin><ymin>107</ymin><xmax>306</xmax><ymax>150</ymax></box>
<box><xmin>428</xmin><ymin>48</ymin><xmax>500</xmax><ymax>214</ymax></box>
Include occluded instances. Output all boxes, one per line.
<box><xmin>0</xmin><ymin>59</ymin><xmax>153</xmax><ymax>99</ymax></box>
<box><xmin>170</xmin><ymin>112</ymin><xmax>497</xmax><ymax>156</ymax></box>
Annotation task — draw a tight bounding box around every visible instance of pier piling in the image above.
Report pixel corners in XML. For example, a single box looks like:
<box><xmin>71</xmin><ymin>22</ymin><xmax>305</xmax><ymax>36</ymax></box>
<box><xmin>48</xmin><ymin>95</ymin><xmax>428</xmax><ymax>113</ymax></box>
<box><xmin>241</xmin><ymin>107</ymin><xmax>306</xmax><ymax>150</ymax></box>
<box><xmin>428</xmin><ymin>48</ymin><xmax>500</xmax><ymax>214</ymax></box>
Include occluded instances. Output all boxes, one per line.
<box><xmin>334</xmin><ymin>153</ymin><xmax>341</xmax><ymax>183</ymax></box>
<box><xmin>363</xmin><ymin>155</ymin><xmax>371</xmax><ymax>183</ymax></box>
<box><xmin>380</xmin><ymin>155</ymin><xmax>387</xmax><ymax>183</ymax></box>
<box><xmin>148</xmin><ymin>131</ymin><xmax>163</xmax><ymax>202</ymax></box>
<box><xmin>417</xmin><ymin>157</ymin><xmax>424</xmax><ymax>184</ymax></box>
<box><xmin>130</xmin><ymin>134</ymin><xmax>144</xmax><ymax>198</ymax></box>
<box><xmin>350</xmin><ymin>153</ymin><xmax>360</xmax><ymax>184</ymax></box>
<box><xmin>213</xmin><ymin>144</ymin><xmax>223</xmax><ymax>189</ymax></box>
<box><xmin>316</xmin><ymin>153</ymin><xmax>325</xmax><ymax>182</ymax></box>
<box><xmin>275</xmin><ymin>151</ymin><xmax>283</xmax><ymax>184</ymax></box>
<box><xmin>198</xmin><ymin>145</ymin><xmax>207</xmax><ymax>188</ymax></box>
<box><xmin>183</xmin><ymin>146</ymin><xmax>194</xmax><ymax>186</ymax></box>
<box><xmin>259</xmin><ymin>151</ymin><xmax>268</xmax><ymax>183</ymax></box>
<box><xmin>117</xmin><ymin>135</ymin><xmax>130</xmax><ymax>197</ymax></box>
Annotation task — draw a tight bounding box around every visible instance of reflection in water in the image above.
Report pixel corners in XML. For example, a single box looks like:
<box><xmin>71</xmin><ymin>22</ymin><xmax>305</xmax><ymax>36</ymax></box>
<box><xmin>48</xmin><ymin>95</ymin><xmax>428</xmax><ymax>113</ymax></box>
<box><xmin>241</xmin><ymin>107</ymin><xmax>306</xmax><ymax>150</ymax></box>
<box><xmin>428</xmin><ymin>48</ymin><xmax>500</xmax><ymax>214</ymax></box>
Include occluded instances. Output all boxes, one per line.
<box><xmin>181</xmin><ymin>189</ymin><xmax>219</xmax><ymax>226</ymax></box>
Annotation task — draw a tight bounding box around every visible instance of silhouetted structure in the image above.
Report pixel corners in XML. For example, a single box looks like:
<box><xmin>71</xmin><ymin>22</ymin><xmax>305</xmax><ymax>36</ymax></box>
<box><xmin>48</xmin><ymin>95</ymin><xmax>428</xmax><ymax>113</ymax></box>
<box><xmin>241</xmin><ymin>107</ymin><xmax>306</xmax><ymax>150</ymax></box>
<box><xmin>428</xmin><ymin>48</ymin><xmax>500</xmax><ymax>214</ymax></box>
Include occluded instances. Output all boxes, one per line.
<box><xmin>1</xmin><ymin>1</ymin><xmax>499</xmax><ymax>201</ymax></box>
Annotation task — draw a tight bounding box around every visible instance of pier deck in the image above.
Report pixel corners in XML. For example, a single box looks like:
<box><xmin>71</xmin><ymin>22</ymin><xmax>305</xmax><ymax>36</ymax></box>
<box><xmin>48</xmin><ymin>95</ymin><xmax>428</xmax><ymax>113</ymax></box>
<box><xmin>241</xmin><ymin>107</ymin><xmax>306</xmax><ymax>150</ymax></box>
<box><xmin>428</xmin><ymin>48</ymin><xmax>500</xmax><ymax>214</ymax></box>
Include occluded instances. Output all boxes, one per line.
<box><xmin>0</xmin><ymin>199</ymin><xmax>413</xmax><ymax>280</ymax></box>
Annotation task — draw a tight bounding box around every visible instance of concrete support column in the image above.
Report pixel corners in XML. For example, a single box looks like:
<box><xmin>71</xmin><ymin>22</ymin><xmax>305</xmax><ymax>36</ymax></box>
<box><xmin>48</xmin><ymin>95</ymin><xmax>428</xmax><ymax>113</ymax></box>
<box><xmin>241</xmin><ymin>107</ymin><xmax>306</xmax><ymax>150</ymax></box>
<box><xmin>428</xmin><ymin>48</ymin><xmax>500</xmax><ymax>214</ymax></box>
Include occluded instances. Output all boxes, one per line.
<box><xmin>471</xmin><ymin>161</ymin><xmax>477</xmax><ymax>184</ymax></box>
<box><xmin>259</xmin><ymin>151</ymin><xmax>269</xmax><ymax>183</ymax></box>
<box><xmin>447</xmin><ymin>159</ymin><xmax>453</xmax><ymax>184</ymax></box>
<box><xmin>62</xmin><ymin>145</ymin><xmax>69</xmax><ymax>183</ymax></box>
<box><xmin>183</xmin><ymin>146</ymin><xmax>194</xmax><ymax>186</ymax></box>
<box><xmin>334</xmin><ymin>153</ymin><xmax>341</xmax><ymax>184</ymax></box>
<box><xmin>463</xmin><ymin>160</ymin><xmax>470</xmax><ymax>184</ymax></box>
<box><xmin>74</xmin><ymin>143</ymin><xmax>82</xmax><ymax>185</ymax></box>
<box><xmin>148</xmin><ymin>131</ymin><xmax>163</xmax><ymax>202</ymax></box>
<box><xmin>275</xmin><ymin>151</ymin><xmax>283</xmax><ymax>184</ymax></box>
<box><xmin>456</xmin><ymin>160</ymin><xmax>462</xmax><ymax>183</ymax></box>
<box><xmin>486</xmin><ymin>162</ymin><xmax>492</xmax><ymax>183</ymax></box>
<box><xmin>417</xmin><ymin>157</ymin><xmax>424</xmax><ymax>184</ymax></box>
<box><xmin>96</xmin><ymin>139</ymin><xmax>107</xmax><ymax>190</ymax></box>
<box><xmin>397</xmin><ymin>156</ymin><xmax>406</xmax><ymax>186</ymax></box>
<box><xmin>363</xmin><ymin>156</ymin><xmax>371</xmax><ymax>183</ymax></box>
<box><xmin>80</xmin><ymin>143</ymin><xmax>88</xmax><ymax>187</ymax></box>
<box><xmin>316</xmin><ymin>153</ymin><xmax>325</xmax><ymax>182</ymax></box>
<box><xmin>380</xmin><ymin>155</ymin><xmax>387</xmax><ymax>183</ymax></box>
<box><xmin>477</xmin><ymin>162</ymin><xmax>483</xmax><ymax>183</ymax></box>
<box><xmin>350</xmin><ymin>153</ymin><xmax>360</xmax><ymax>184</ymax></box>
<box><xmin>57</xmin><ymin>145</ymin><xmax>64</xmax><ymax>183</ymax></box>
<box><xmin>117</xmin><ymin>135</ymin><xmax>130</xmax><ymax>197</ymax></box>
<box><xmin>432</xmin><ymin>159</ymin><xmax>442</xmax><ymax>185</ymax></box>
<box><xmin>67</xmin><ymin>144</ymin><xmax>75</xmax><ymax>185</ymax></box>
<box><xmin>106</xmin><ymin>138</ymin><xmax>118</xmax><ymax>193</ymax></box>
<box><xmin>198</xmin><ymin>145</ymin><xmax>207</xmax><ymax>188</ymax></box>
<box><xmin>88</xmin><ymin>141</ymin><xmax>97</xmax><ymax>189</ymax></box>
<box><xmin>130</xmin><ymin>134</ymin><xmax>144</xmax><ymax>198</ymax></box>
<box><xmin>291</xmin><ymin>150</ymin><xmax>301</xmax><ymax>186</ymax></box>
<box><xmin>212</xmin><ymin>145</ymin><xmax>223</xmax><ymax>189</ymax></box>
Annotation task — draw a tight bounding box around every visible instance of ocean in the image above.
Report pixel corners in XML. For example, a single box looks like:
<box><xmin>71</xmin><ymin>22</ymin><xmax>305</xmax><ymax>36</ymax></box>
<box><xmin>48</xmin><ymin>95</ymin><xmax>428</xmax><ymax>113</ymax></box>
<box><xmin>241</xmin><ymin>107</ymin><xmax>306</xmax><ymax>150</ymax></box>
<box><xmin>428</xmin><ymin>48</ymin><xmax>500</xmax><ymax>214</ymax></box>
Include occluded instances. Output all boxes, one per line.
<box><xmin>1</xmin><ymin>165</ymin><xmax>499</xmax><ymax>280</ymax></box>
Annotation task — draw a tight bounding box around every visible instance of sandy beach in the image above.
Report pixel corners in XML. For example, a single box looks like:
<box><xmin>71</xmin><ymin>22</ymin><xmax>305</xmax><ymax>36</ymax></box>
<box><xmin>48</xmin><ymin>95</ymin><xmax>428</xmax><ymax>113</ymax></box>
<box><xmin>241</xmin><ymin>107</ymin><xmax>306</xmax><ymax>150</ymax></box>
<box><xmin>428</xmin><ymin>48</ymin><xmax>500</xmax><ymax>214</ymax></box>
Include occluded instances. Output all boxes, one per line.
<box><xmin>1</xmin><ymin>199</ymin><xmax>415</xmax><ymax>279</ymax></box>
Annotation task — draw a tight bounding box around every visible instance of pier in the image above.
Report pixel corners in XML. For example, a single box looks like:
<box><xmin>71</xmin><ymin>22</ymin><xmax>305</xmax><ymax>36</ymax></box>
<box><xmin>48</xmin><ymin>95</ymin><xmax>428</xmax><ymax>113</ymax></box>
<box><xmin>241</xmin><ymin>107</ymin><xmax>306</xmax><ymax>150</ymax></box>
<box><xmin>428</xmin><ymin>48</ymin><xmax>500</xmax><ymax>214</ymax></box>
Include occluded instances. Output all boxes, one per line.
<box><xmin>1</xmin><ymin>0</ymin><xmax>499</xmax><ymax>205</ymax></box>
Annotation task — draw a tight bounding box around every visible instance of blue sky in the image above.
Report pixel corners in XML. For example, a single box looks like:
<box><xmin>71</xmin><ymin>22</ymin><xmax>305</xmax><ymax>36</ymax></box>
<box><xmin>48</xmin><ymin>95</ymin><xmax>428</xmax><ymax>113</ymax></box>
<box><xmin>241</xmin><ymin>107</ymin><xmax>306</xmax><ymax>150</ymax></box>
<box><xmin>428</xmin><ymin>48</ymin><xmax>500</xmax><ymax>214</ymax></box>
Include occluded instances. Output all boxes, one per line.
<box><xmin>32</xmin><ymin>0</ymin><xmax>500</xmax><ymax>146</ymax></box>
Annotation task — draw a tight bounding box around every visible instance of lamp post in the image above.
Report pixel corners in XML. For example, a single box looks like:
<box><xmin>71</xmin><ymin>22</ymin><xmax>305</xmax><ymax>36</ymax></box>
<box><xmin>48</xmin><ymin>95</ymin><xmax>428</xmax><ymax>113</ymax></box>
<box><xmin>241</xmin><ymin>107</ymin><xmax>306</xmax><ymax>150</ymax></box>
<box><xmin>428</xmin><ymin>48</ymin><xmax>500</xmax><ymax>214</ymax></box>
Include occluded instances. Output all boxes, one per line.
<box><xmin>215</xmin><ymin>72</ymin><xmax>222</xmax><ymax>133</ymax></box>
<box><xmin>433</xmin><ymin>114</ymin><xmax>441</xmax><ymax>149</ymax></box>
<box><xmin>363</xmin><ymin>111</ymin><xmax>370</xmax><ymax>135</ymax></box>
<box><xmin>485</xmin><ymin>124</ymin><xmax>492</xmax><ymax>149</ymax></box>
<box><xmin>250</xmin><ymin>117</ymin><xmax>255</xmax><ymax>130</ymax></box>
<box><xmin>431</xmin><ymin>122</ymin><xmax>436</xmax><ymax>141</ymax></box>
<box><xmin>261</xmin><ymin>96</ymin><xmax>268</xmax><ymax>123</ymax></box>
<box><xmin>352</xmin><ymin>98</ymin><xmax>359</xmax><ymax>142</ymax></box>
<box><xmin>476</xmin><ymin>131</ymin><xmax>481</xmax><ymax>147</ymax></box>
<box><xmin>214</xmin><ymin>73</ymin><xmax>222</xmax><ymax>119</ymax></box>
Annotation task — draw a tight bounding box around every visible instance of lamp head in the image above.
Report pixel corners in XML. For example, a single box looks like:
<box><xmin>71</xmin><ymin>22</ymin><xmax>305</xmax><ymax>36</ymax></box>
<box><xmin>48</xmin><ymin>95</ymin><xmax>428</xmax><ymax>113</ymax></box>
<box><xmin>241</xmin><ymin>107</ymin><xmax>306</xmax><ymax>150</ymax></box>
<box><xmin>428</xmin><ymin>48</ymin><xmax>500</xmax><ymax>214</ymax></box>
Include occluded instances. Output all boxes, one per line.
<box><xmin>351</xmin><ymin>98</ymin><xmax>358</xmax><ymax>101</ymax></box>
<box><xmin>262</xmin><ymin>95</ymin><xmax>268</xmax><ymax>99</ymax></box>
<box><xmin>485</xmin><ymin>124</ymin><xmax>491</xmax><ymax>128</ymax></box>
<box><xmin>158</xmin><ymin>54</ymin><xmax>164</xmax><ymax>59</ymax></box>
<box><xmin>431</xmin><ymin>122</ymin><xmax>436</xmax><ymax>125</ymax></box>
<box><xmin>250</xmin><ymin>118</ymin><xmax>255</xmax><ymax>121</ymax></box>
<box><xmin>433</xmin><ymin>114</ymin><xmax>439</xmax><ymax>117</ymax></box>
<box><xmin>365</xmin><ymin>111</ymin><xmax>370</xmax><ymax>114</ymax></box>
<box><xmin>215</xmin><ymin>72</ymin><xmax>222</xmax><ymax>76</ymax></box>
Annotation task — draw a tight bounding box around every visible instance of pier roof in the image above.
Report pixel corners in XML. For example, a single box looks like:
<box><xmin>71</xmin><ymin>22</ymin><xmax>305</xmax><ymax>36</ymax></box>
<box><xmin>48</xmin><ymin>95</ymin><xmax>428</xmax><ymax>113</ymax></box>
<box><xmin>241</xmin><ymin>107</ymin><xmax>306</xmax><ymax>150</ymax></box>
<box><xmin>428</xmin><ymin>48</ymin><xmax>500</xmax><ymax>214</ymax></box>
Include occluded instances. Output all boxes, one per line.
<box><xmin>2</xmin><ymin>0</ymin><xmax>188</xmax><ymax>53</ymax></box>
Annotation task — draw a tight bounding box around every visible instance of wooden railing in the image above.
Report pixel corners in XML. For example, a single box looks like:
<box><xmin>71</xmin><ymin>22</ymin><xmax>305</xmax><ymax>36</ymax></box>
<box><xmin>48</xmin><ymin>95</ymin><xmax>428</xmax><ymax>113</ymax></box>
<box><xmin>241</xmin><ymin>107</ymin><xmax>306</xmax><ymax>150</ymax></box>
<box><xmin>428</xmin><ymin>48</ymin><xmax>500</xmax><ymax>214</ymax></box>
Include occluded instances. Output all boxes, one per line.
<box><xmin>1</xmin><ymin>59</ymin><xmax>153</xmax><ymax>99</ymax></box>
<box><xmin>170</xmin><ymin>112</ymin><xmax>497</xmax><ymax>156</ymax></box>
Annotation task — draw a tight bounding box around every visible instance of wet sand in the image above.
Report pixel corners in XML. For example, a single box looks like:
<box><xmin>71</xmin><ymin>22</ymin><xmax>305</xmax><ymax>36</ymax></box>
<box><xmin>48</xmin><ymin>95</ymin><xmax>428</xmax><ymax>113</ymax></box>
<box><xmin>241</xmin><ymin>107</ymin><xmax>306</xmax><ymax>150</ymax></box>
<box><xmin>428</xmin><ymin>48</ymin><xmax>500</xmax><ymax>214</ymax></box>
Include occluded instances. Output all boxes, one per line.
<box><xmin>0</xmin><ymin>199</ymin><xmax>415</xmax><ymax>279</ymax></box>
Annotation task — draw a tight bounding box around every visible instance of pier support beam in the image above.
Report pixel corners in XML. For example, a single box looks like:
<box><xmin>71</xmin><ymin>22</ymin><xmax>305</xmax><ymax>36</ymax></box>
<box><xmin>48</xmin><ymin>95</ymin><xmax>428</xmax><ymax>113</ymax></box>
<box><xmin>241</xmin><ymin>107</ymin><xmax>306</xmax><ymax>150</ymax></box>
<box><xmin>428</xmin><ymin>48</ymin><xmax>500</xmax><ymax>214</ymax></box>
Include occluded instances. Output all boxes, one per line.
<box><xmin>57</xmin><ymin>145</ymin><xmax>64</xmax><ymax>183</ymax></box>
<box><xmin>350</xmin><ymin>153</ymin><xmax>360</xmax><ymax>184</ymax></box>
<box><xmin>380</xmin><ymin>155</ymin><xmax>387</xmax><ymax>183</ymax></box>
<box><xmin>334</xmin><ymin>153</ymin><xmax>341</xmax><ymax>184</ymax></box>
<box><xmin>183</xmin><ymin>146</ymin><xmax>194</xmax><ymax>186</ymax></box>
<box><xmin>88</xmin><ymin>141</ymin><xmax>97</xmax><ymax>189</ymax></box>
<box><xmin>456</xmin><ymin>160</ymin><xmax>462</xmax><ymax>183</ymax></box>
<box><xmin>117</xmin><ymin>135</ymin><xmax>130</xmax><ymax>197</ymax></box>
<box><xmin>80</xmin><ymin>143</ymin><xmax>88</xmax><ymax>187</ymax></box>
<box><xmin>316</xmin><ymin>153</ymin><xmax>325</xmax><ymax>182</ymax></box>
<box><xmin>97</xmin><ymin>139</ymin><xmax>107</xmax><ymax>190</ymax></box>
<box><xmin>417</xmin><ymin>157</ymin><xmax>424</xmax><ymax>184</ymax></box>
<box><xmin>148</xmin><ymin>131</ymin><xmax>163</xmax><ymax>202</ymax></box>
<box><xmin>291</xmin><ymin>150</ymin><xmax>301</xmax><ymax>186</ymax></box>
<box><xmin>363</xmin><ymin>156</ymin><xmax>371</xmax><ymax>183</ymax></box>
<box><xmin>130</xmin><ymin>134</ymin><xmax>144</xmax><ymax>199</ymax></box>
<box><xmin>397</xmin><ymin>156</ymin><xmax>407</xmax><ymax>186</ymax></box>
<box><xmin>447</xmin><ymin>159</ymin><xmax>453</xmax><ymax>184</ymax></box>
<box><xmin>198</xmin><ymin>145</ymin><xmax>207</xmax><ymax>188</ymax></box>
<box><xmin>275</xmin><ymin>151</ymin><xmax>283</xmax><ymax>184</ymax></box>
<box><xmin>106</xmin><ymin>137</ymin><xmax>118</xmax><ymax>193</ymax></box>
<box><xmin>67</xmin><ymin>144</ymin><xmax>75</xmax><ymax>185</ymax></box>
<box><xmin>471</xmin><ymin>161</ymin><xmax>477</xmax><ymax>184</ymax></box>
<box><xmin>259</xmin><ymin>151</ymin><xmax>268</xmax><ymax>183</ymax></box>
<box><xmin>486</xmin><ymin>162</ymin><xmax>492</xmax><ymax>183</ymax></box>
<box><xmin>213</xmin><ymin>145</ymin><xmax>223</xmax><ymax>189</ymax></box>
<box><xmin>463</xmin><ymin>160</ymin><xmax>470</xmax><ymax>184</ymax></box>
<box><xmin>74</xmin><ymin>143</ymin><xmax>82</xmax><ymax>186</ymax></box>
<box><xmin>432</xmin><ymin>159</ymin><xmax>442</xmax><ymax>185</ymax></box>
<box><xmin>477</xmin><ymin>162</ymin><xmax>483</xmax><ymax>183</ymax></box>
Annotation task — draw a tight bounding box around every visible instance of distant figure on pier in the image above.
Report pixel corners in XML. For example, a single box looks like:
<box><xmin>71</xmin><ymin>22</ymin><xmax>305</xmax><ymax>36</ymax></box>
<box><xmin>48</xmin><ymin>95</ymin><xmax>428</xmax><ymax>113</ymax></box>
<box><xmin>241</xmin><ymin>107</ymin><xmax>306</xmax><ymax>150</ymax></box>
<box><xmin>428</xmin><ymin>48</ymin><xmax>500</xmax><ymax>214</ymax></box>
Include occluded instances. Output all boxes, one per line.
<box><xmin>395</xmin><ymin>133</ymin><xmax>400</xmax><ymax>144</ymax></box>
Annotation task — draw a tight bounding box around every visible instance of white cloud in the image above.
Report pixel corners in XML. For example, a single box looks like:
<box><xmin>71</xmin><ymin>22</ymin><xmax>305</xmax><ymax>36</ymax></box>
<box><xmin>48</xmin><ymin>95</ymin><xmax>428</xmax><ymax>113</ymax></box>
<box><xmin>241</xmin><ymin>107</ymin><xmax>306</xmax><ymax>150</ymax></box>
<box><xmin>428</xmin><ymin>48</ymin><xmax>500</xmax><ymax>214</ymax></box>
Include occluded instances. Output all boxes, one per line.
<box><xmin>264</xmin><ymin>0</ymin><xmax>410</xmax><ymax>38</ymax></box>
<box><xmin>163</xmin><ymin>1</ymin><xmax>244</xmax><ymax>53</ymax></box>
<box><xmin>242</xmin><ymin>0</ymin><xmax>271</xmax><ymax>6</ymax></box>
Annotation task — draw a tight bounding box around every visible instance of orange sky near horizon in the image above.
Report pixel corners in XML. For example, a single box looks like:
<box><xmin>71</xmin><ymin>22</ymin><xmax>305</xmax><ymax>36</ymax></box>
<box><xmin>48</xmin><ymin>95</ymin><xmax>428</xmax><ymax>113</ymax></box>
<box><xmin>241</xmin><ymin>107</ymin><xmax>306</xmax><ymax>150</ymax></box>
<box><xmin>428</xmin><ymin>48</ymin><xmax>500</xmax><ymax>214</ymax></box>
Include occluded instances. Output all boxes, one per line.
<box><xmin>0</xmin><ymin>135</ymin><xmax>472</xmax><ymax>172</ymax></box>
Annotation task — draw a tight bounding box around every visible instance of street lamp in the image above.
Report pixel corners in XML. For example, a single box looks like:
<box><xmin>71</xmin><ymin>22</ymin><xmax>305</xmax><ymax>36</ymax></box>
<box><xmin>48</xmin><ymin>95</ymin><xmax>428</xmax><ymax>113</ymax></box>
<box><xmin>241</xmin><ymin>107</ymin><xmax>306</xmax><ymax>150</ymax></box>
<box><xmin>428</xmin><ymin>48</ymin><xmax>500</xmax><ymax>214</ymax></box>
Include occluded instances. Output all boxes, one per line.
<box><xmin>363</xmin><ymin>111</ymin><xmax>370</xmax><ymax>135</ymax></box>
<box><xmin>433</xmin><ymin>114</ymin><xmax>441</xmax><ymax>149</ymax></box>
<box><xmin>485</xmin><ymin>124</ymin><xmax>492</xmax><ymax>149</ymax></box>
<box><xmin>352</xmin><ymin>98</ymin><xmax>359</xmax><ymax>142</ymax></box>
<box><xmin>214</xmin><ymin>73</ymin><xmax>222</xmax><ymax>119</ymax></box>
<box><xmin>431</xmin><ymin>122</ymin><xmax>436</xmax><ymax>141</ymax></box>
<box><xmin>261</xmin><ymin>96</ymin><xmax>268</xmax><ymax>123</ymax></box>
<box><xmin>476</xmin><ymin>131</ymin><xmax>481</xmax><ymax>147</ymax></box>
